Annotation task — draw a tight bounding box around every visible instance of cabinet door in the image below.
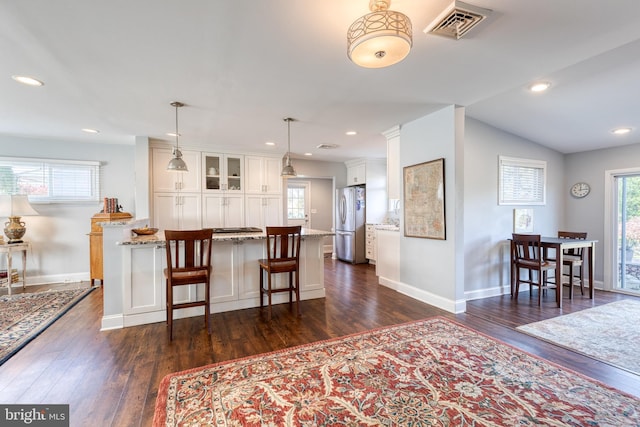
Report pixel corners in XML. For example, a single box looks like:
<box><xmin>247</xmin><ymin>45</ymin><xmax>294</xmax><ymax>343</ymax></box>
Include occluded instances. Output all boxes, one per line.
<box><xmin>245</xmin><ymin>156</ymin><xmax>282</xmax><ymax>194</ymax></box>
<box><xmin>152</xmin><ymin>148</ymin><xmax>201</xmax><ymax>192</ymax></box>
<box><xmin>154</xmin><ymin>193</ymin><xmax>201</xmax><ymax>230</ymax></box>
<box><xmin>177</xmin><ymin>193</ymin><xmax>202</xmax><ymax>229</ymax></box>
<box><xmin>244</xmin><ymin>156</ymin><xmax>264</xmax><ymax>193</ymax></box>
<box><xmin>203</xmin><ymin>195</ymin><xmax>226</xmax><ymax>228</ymax></box>
<box><xmin>245</xmin><ymin>195</ymin><xmax>282</xmax><ymax>228</ymax></box>
<box><xmin>203</xmin><ymin>195</ymin><xmax>244</xmax><ymax>228</ymax></box>
<box><xmin>203</xmin><ymin>153</ymin><xmax>243</xmax><ymax>192</ymax></box>
<box><xmin>153</xmin><ymin>193</ymin><xmax>181</xmax><ymax>230</ymax></box>
<box><xmin>225</xmin><ymin>154</ymin><xmax>244</xmax><ymax>192</ymax></box>
<box><xmin>347</xmin><ymin>163</ymin><xmax>366</xmax><ymax>186</ymax></box>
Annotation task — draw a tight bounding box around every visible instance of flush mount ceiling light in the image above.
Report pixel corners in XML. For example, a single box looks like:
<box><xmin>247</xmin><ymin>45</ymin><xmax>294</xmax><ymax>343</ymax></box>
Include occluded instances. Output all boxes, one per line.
<box><xmin>167</xmin><ymin>101</ymin><xmax>188</xmax><ymax>172</ymax></box>
<box><xmin>82</xmin><ymin>128</ymin><xmax>99</xmax><ymax>134</ymax></box>
<box><xmin>347</xmin><ymin>0</ymin><xmax>412</xmax><ymax>68</ymax></box>
<box><xmin>281</xmin><ymin>118</ymin><xmax>297</xmax><ymax>177</ymax></box>
<box><xmin>611</xmin><ymin>127</ymin><xmax>632</xmax><ymax>135</ymax></box>
<box><xmin>11</xmin><ymin>75</ymin><xmax>44</xmax><ymax>86</ymax></box>
<box><xmin>529</xmin><ymin>82</ymin><xmax>551</xmax><ymax>92</ymax></box>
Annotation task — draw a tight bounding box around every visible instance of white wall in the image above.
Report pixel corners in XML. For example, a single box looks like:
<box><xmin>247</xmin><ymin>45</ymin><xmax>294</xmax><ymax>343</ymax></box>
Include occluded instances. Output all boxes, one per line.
<box><xmin>0</xmin><ymin>136</ymin><xmax>136</xmax><ymax>284</ymax></box>
<box><xmin>463</xmin><ymin>118</ymin><xmax>564</xmax><ymax>299</ymax></box>
<box><xmin>564</xmin><ymin>143</ymin><xmax>640</xmax><ymax>284</ymax></box>
<box><xmin>398</xmin><ymin>105</ymin><xmax>465</xmax><ymax>312</ymax></box>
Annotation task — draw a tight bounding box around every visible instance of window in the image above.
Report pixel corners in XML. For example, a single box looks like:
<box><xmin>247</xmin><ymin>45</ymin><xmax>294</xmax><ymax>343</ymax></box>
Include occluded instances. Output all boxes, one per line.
<box><xmin>287</xmin><ymin>186</ymin><xmax>305</xmax><ymax>220</ymax></box>
<box><xmin>0</xmin><ymin>157</ymin><xmax>101</xmax><ymax>203</ymax></box>
<box><xmin>498</xmin><ymin>156</ymin><xmax>546</xmax><ymax>205</ymax></box>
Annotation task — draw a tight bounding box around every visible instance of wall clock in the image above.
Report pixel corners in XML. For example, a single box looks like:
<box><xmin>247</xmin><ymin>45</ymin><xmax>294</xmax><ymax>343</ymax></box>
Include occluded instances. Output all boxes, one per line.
<box><xmin>570</xmin><ymin>182</ymin><xmax>590</xmax><ymax>198</ymax></box>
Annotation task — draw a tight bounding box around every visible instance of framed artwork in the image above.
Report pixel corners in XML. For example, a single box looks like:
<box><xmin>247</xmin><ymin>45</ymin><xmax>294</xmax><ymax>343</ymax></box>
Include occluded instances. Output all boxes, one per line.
<box><xmin>403</xmin><ymin>158</ymin><xmax>445</xmax><ymax>239</ymax></box>
<box><xmin>513</xmin><ymin>208</ymin><xmax>534</xmax><ymax>233</ymax></box>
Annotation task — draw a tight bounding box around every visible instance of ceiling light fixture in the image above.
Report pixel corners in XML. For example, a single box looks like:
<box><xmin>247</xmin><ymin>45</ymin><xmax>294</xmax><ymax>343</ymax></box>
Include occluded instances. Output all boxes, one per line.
<box><xmin>612</xmin><ymin>127</ymin><xmax>632</xmax><ymax>135</ymax></box>
<box><xmin>346</xmin><ymin>130</ymin><xmax>358</xmax><ymax>136</ymax></box>
<box><xmin>11</xmin><ymin>75</ymin><xmax>44</xmax><ymax>86</ymax></box>
<box><xmin>82</xmin><ymin>128</ymin><xmax>99</xmax><ymax>134</ymax></box>
<box><xmin>529</xmin><ymin>82</ymin><xmax>551</xmax><ymax>92</ymax></box>
<box><xmin>167</xmin><ymin>101</ymin><xmax>188</xmax><ymax>172</ymax></box>
<box><xmin>347</xmin><ymin>0</ymin><xmax>412</xmax><ymax>68</ymax></box>
<box><xmin>281</xmin><ymin>118</ymin><xmax>297</xmax><ymax>177</ymax></box>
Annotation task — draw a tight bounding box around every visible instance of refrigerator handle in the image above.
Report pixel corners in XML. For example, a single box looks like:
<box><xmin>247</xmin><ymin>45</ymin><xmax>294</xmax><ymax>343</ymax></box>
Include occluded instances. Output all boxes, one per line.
<box><xmin>339</xmin><ymin>194</ymin><xmax>346</xmax><ymax>224</ymax></box>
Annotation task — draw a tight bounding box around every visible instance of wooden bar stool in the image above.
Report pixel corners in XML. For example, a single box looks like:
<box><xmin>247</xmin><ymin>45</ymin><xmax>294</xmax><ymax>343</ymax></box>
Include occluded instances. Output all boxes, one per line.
<box><xmin>259</xmin><ymin>226</ymin><xmax>302</xmax><ymax>320</ymax></box>
<box><xmin>512</xmin><ymin>233</ymin><xmax>557</xmax><ymax>305</ymax></box>
<box><xmin>164</xmin><ymin>229</ymin><xmax>213</xmax><ymax>340</ymax></box>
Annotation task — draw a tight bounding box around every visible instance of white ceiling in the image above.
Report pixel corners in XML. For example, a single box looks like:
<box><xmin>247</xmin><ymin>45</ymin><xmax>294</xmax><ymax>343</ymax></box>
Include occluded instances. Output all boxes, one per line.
<box><xmin>2</xmin><ymin>0</ymin><xmax>640</xmax><ymax>162</ymax></box>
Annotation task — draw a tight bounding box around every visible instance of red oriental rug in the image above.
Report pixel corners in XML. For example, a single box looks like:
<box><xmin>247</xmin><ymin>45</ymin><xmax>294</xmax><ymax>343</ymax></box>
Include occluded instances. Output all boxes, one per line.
<box><xmin>154</xmin><ymin>317</ymin><xmax>640</xmax><ymax>426</ymax></box>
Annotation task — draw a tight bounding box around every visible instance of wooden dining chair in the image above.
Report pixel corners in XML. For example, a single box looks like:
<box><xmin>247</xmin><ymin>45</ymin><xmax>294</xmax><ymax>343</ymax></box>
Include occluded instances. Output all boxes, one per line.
<box><xmin>258</xmin><ymin>226</ymin><xmax>302</xmax><ymax>321</ymax></box>
<box><xmin>557</xmin><ymin>231</ymin><xmax>588</xmax><ymax>297</ymax></box>
<box><xmin>511</xmin><ymin>233</ymin><xmax>557</xmax><ymax>305</ymax></box>
<box><xmin>164</xmin><ymin>229</ymin><xmax>214</xmax><ymax>340</ymax></box>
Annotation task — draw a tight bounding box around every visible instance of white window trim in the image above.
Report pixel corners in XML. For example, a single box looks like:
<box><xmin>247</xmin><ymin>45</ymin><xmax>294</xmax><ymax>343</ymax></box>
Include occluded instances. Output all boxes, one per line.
<box><xmin>498</xmin><ymin>156</ymin><xmax>546</xmax><ymax>205</ymax></box>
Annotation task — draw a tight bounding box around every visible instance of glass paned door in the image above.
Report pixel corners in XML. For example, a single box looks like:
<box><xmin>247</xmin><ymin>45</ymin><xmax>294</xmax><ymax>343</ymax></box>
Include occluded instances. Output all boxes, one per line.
<box><xmin>615</xmin><ymin>174</ymin><xmax>640</xmax><ymax>292</ymax></box>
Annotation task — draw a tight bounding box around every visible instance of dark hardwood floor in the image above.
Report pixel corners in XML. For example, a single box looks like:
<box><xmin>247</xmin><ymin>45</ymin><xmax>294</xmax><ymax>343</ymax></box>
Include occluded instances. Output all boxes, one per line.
<box><xmin>1</xmin><ymin>259</ymin><xmax>639</xmax><ymax>426</ymax></box>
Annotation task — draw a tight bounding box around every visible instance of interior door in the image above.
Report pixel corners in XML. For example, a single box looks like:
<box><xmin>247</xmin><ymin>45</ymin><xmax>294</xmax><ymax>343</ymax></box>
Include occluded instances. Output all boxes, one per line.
<box><xmin>287</xmin><ymin>180</ymin><xmax>310</xmax><ymax>228</ymax></box>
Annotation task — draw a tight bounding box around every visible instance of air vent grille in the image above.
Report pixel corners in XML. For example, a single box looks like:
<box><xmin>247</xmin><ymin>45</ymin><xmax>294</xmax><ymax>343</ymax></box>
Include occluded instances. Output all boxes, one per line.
<box><xmin>424</xmin><ymin>1</ymin><xmax>491</xmax><ymax>40</ymax></box>
<box><xmin>317</xmin><ymin>144</ymin><xmax>339</xmax><ymax>149</ymax></box>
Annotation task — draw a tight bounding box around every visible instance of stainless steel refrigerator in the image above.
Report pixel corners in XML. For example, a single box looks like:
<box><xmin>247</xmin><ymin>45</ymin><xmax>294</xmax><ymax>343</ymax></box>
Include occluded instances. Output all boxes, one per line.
<box><xmin>335</xmin><ymin>185</ymin><xmax>367</xmax><ymax>264</ymax></box>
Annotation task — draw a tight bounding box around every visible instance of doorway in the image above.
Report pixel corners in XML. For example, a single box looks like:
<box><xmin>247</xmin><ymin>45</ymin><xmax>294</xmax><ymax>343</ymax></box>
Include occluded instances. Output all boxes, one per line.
<box><xmin>606</xmin><ymin>170</ymin><xmax>640</xmax><ymax>293</ymax></box>
<box><xmin>287</xmin><ymin>181</ymin><xmax>310</xmax><ymax>228</ymax></box>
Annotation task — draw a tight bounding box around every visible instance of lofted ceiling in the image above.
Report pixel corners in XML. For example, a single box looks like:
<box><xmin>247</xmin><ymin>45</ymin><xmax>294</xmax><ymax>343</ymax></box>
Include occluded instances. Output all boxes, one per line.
<box><xmin>2</xmin><ymin>0</ymin><xmax>640</xmax><ymax>163</ymax></box>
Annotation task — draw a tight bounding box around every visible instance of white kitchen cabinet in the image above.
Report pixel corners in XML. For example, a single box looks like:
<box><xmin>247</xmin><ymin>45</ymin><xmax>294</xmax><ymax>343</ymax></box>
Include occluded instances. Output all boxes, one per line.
<box><xmin>346</xmin><ymin>159</ymin><xmax>366</xmax><ymax>186</ymax></box>
<box><xmin>245</xmin><ymin>155</ymin><xmax>282</xmax><ymax>194</ymax></box>
<box><xmin>203</xmin><ymin>153</ymin><xmax>244</xmax><ymax>193</ymax></box>
<box><xmin>366</xmin><ymin>224</ymin><xmax>377</xmax><ymax>263</ymax></box>
<box><xmin>245</xmin><ymin>194</ymin><xmax>283</xmax><ymax>228</ymax></box>
<box><xmin>202</xmin><ymin>194</ymin><xmax>244</xmax><ymax>228</ymax></box>
<box><xmin>153</xmin><ymin>193</ymin><xmax>202</xmax><ymax>230</ymax></box>
<box><xmin>152</xmin><ymin>148</ymin><xmax>201</xmax><ymax>193</ymax></box>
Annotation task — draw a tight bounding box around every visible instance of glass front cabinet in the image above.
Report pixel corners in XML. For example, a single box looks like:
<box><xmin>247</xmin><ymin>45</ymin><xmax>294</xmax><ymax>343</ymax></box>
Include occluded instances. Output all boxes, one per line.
<box><xmin>203</xmin><ymin>153</ymin><xmax>244</xmax><ymax>192</ymax></box>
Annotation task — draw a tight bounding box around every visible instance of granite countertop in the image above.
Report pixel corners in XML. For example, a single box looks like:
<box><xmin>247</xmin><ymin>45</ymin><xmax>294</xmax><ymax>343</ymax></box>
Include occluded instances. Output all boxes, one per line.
<box><xmin>116</xmin><ymin>228</ymin><xmax>334</xmax><ymax>246</ymax></box>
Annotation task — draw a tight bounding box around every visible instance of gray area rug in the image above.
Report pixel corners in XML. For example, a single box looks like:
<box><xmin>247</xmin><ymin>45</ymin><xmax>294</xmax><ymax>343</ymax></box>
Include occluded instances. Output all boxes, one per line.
<box><xmin>0</xmin><ymin>287</ymin><xmax>94</xmax><ymax>365</ymax></box>
<box><xmin>517</xmin><ymin>299</ymin><xmax>640</xmax><ymax>375</ymax></box>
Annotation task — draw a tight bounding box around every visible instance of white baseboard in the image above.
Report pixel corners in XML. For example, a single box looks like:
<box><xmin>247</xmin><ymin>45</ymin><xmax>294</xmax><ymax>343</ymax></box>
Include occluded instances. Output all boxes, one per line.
<box><xmin>378</xmin><ymin>276</ymin><xmax>465</xmax><ymax>313</ymax></box>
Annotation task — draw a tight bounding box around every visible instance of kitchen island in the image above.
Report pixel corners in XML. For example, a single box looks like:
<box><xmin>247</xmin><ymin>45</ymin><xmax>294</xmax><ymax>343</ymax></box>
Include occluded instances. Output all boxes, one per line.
<box><xmin>100</xmin><ymin>221</ymin><xmax>333</xmax><ymax>330</ymax></box>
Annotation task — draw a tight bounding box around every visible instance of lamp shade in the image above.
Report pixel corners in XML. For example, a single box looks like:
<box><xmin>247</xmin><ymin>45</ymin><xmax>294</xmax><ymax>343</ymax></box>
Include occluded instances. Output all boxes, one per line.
<box><xmin>347</xmin><ymin>8</ymin><xmax>412</xmax><ymax>68</ymax></box>
<box><xmin>0</xmin><ymin>195</ymin><xmax>38</xmax><ymax>217</ymax></box>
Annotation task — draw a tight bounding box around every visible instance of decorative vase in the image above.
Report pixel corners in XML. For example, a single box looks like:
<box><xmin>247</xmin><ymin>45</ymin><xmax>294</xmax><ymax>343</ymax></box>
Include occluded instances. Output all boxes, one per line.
<box><xmin>4</xmin><ymin>216</ymin><xmax>26</xmax><ymax>243</ymax></box>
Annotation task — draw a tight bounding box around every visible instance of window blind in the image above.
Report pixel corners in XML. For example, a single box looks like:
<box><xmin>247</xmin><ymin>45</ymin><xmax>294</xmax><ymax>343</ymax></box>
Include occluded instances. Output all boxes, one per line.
<box><xmin>499</xmin><ymin>156</ymin><xmax>546</xmax><ymax>205</ymax></box>
<box><xmin>0</xmin><ymin>157</ymin><xmax>101</xmax><ymax>203</ymax></box>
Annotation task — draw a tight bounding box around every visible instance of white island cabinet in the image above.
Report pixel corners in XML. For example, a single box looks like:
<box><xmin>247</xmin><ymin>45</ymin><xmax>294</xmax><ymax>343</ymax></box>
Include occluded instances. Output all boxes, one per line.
<box><xmin>100</xmin><ymin>221</ymin><xmax>332</xmax><ymax>330</ymax></box>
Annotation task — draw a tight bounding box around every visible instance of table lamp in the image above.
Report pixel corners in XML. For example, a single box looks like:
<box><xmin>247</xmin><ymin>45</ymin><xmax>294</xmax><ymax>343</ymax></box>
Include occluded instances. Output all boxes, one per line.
<box><xmin>0</xmin><ymin>195</ymin><xmax>39</xmax><ymax>244</ymax></box>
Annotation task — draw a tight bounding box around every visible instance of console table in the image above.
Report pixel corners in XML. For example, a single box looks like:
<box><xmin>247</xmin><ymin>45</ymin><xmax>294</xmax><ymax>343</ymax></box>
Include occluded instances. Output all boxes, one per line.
<box><xmin>0</xmin><ymin>242</ymin><xmax>30</xmax><ymax>295</ymax></box>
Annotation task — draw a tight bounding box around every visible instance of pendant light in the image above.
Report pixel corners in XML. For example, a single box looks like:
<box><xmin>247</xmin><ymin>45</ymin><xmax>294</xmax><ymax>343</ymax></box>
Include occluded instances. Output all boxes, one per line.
<box><xmin>281</xmin><ymin>117</ymin><xmax>297</xmax><ymax>177</ymax></box>
<box><xmin>347</xmin><ymin>0</ymin><xmax>412</xmax><ymax>68</ymax></box>
<box><xmin>167</xmin><ymin>101</ymin><xmax>188</xmax><ymax>172</ymax></box>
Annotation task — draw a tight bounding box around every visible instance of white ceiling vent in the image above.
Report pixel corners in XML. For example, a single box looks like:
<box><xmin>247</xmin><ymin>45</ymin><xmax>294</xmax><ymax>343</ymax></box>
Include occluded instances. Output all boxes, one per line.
<box><xmin>316</xmin><ymin>143</ymin><xmax>339</xmax><ymax>149</ymax></box>
<box><xmin>423</xmin><ymin>1</ymin><xmax>491</xmax><ymax>40</ymax></box>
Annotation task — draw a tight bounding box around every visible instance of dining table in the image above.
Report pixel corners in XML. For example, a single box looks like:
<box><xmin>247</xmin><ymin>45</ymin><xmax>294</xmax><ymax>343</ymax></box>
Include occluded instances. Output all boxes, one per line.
<box><xmin>510</xmin><ymin>236</ymin><xmax>597</xmax><ymax>308</ymax></box>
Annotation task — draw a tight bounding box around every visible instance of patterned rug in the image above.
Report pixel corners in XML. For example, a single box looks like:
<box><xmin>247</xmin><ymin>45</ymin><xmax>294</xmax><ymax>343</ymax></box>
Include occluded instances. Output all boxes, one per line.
<box><xmin>0</xmin><ymin>287</ymin><xmax>94</xmax><ymax>366</ymax></box>
<box><xmin>154</xmin><ymin>317</ymin><xmax>640</xmax><ymax>426</ymax></box>
<box><xmin>517</xmin><ymin>299</ymin><xmax>640</xmax><ymax>375</ymax></box>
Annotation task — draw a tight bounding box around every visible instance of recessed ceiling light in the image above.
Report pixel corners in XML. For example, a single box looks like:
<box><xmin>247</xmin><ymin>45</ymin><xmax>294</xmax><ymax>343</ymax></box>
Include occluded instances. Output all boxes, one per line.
<box><xmin>82</xmin><ymin>128</ymin><xmax>99</xmax><ymax>134</ymax></box>
<box><xmin>265</xmin><ymin>141</ymin><xmax>276</xmax><ymax>146</ymax></box>
<box><xmin>611</xmin><ymin>127</ymin><xmax>632</xmax><ymax>135</ymax></box>
<box><xmin>345</xmin><ymin>130</ymin><xmax>357</xmax><ymax>136</ymax></box>
<box><xmin>12</xmin><ymin>75</ymin><xmax>44</xmax><ymax>86</ymax></box>
<box><xmin>528</xmin><ymin>82</ymin><xmax>551</xmax><ymax>92</ymax></box>
<box><xmin>304</xmin><ymin>152</ymin><xmax>312</xmax><ymax>156</ymax></box>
